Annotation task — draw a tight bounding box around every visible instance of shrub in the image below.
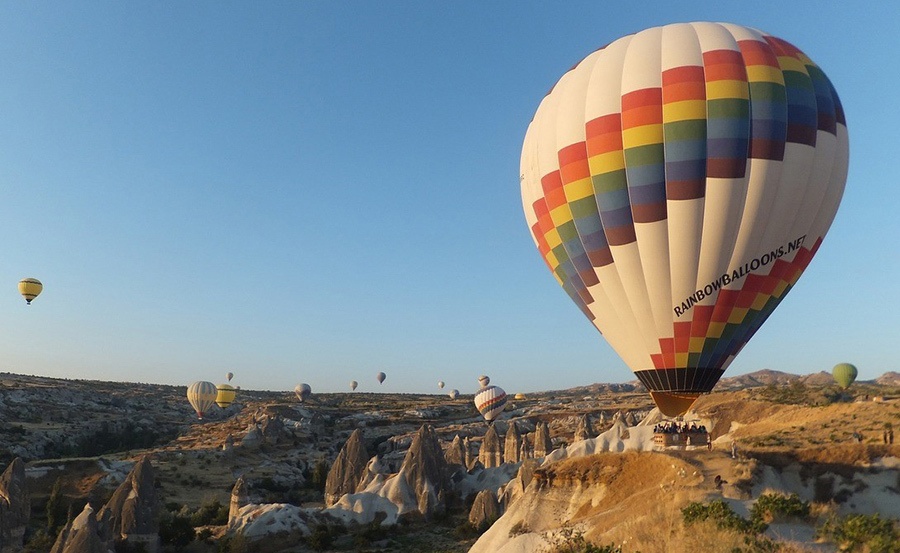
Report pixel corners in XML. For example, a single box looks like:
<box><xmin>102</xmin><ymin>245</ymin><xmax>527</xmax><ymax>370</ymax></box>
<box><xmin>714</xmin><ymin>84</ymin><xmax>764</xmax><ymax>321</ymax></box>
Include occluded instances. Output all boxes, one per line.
<box><xmin>545</xmin><ymin>526</ymin><xmax>621</xmax><ymax>553</ymax></box>
<box><xmin>159</xmin><ymin>512</ymin><xmax>195</xmax><ymax>547</ymax></box>
<box><xmin>307</xmin><ymin>524</ymin><xmax>334</xmax><ymax>551</ymax></box>
<box><xmin>682</xmin><ymin>500</ymin><xmax>765</xmax><ymax>534</ymax></box>
<box><xmin>816</xmin><ymin>513</ymin><xmax>900</xmax><ymax>553</ymax></box>
<box><xmin>750</xmin><ymin>493</ymin><xmax>810</xmax><ymax>524</ymax></box>
<box><xmin>189</xmin><ymin>499</ymin><xmax>229</xmax><ymax>527</ymax></box>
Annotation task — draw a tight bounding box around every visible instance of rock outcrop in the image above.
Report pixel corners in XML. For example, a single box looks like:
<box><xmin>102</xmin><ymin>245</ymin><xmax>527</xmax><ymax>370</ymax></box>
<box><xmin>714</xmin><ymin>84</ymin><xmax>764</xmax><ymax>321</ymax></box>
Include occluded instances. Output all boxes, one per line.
<box><xmin>50</xmin><ymin>504</ymin><xmax>106</xmax><ymax>553</ymax></box>
<box><xmin>0</xmin><ymin>458</ymin><xmax>29</xmax><ymax>553</ymax></box>
<box><xmin>399</xmin><ymin>425</ymin><xmax>449</xmax><ymax>519</ymax></box>
<box><xmin>574</xmin><ymin>414</ymin><xmax>595</xmax><ymax>442</ymax></box>
<box><xmin>97</xmin><ymin>455</ymin><xmax>159</xmax><ymax>553</ymax></box>
<box><xmin>533</xmin><ymin>422</ymin><xmax>552</xmax><ymax>458</ymax></box>
<box><xmin>260</xmin><ymin>414</ymin><xmax>285</xmax><ymax>445</ymax></box>
<box><xmin>468</xmin><ymin>489</ymin><xmax>500</xmax><ymax>532</ymax></box>
<box><xmin>463</xmin><ymin>437</ymin><xmax>474</xmax><ymax>470</ymax></box>
<box><xmin>504</xmin><ymin>423</ymin><xmax>522</xmax><ymax>464</ymax></box>
<box><xmin>240</xmin><ymin>423</ymin><xmax>262</xmax><ymax>449</ymax></box>
<box><xmin>478</xmin><ymin>425</ymin><xmax>503</xmax><ymax>468</ymax></box>
<box><xmin>324</xmin><ymin>429</ymin><xmax>369</xmax><ymax>507</ymax></box>
<box><xmin>444</xmin><ymin>435</ymin><xmax>467</xmax><ymax>468</ymax></box>
<box><xmin>229</xmin><ymin>477</ymin><xmax>250</xmax><ymax>528</ymax></box>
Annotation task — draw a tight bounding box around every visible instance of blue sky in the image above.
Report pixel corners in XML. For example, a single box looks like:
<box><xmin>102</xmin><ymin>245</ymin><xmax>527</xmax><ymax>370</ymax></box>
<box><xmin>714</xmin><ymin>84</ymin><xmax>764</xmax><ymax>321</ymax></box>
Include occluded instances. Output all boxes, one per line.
<box><xmin>0</xmin><ymin>2</ymin><xmax>896</xmax><ymax>394</ymax></box>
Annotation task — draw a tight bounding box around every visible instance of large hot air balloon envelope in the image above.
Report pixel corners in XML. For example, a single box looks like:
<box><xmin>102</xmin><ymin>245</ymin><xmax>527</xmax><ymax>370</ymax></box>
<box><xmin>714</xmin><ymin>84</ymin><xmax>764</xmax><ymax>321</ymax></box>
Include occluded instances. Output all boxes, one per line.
<box><xmin>295</xmin><ymin>383</ymin><xmax>312</xmax><ymax>402</ymax></box>
<box><xmin>474</xmin><ymin>385</ymin><xmax>507</xmax><ymax>422</ymax></box>
<box><xmin>350</xmin><ymin>380</ymin><xmax>358</xmax><ymax>391</ymax></box>
<box><xmin>18</xmin><ymin>278</ymin><xmax>42</xmax><ymax>305</ymax></box>
<box><xmin>521</xmin><ymin>22</ymin><xmax>848</xmax><ymax>417</ymax></box>
<box><xmin>376</xmin><ymin>372</ymin><xmax>386</xmax><ymax>385</ymax></box>
<box><xmin>216</xmin><ymin>383</ymin><xmax>237</xmax><ymax>408</ymax></box>
<box><xmin>187</xmin><ymin>381</ymin><xmax>217</xmax><ymax>419</ymax></box>
<box><xmin>832</xmin><ymin>363</ymin><xmax>857</xmax><ymax>389</ymax></box>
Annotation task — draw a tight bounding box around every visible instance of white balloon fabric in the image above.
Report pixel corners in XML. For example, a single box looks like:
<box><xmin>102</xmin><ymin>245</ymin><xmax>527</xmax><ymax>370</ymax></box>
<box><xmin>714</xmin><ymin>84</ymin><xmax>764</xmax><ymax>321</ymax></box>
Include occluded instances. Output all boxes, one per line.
<box><xmin>448</xmin><ymin>389</ymin><xmax>459</xmax><ymax>400</ymax></box>
<box><xmin>226</xmin><ymin>371</ymin><xmax>234</xmax><ymax>382</ymax></box>
<box><xmin>187</xmin><ymin>381</ymin><xmax>217</xmax><ymax>419</ymax></box>
<box><xmin>474</xmin><ymin>385</ymin><xmax>507</xmax><ymax>422</ymax></box>
<box><xmin>477</xmin><ymin>375</ymin><xmax>490</xmax><ymax>388</ymax></box>
<box><xmin>438</xmin><ymin>380</ymin><xmax>445</xmax><ymax>389</ymax></box>
<box><xmin>521</xmin><ymin>22</ymin><xmax>848</xmax><ymax>416</ymax></box>
<box><xmin>350</xmin><ymin>380</ymin><xmax>358</xmax><ymax>391</ymax></box>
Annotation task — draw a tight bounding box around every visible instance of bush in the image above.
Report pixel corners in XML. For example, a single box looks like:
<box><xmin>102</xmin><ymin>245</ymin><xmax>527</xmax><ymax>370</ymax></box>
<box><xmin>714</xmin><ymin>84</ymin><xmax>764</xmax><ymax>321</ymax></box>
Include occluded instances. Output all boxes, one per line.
<box><xmin>189</xmin><ymin>499</ymin><xmax>229</xmax><ymax>527</ymax></box>
<box><xmin>750</xmin><ymin>493</ymin><xmax>810</xmax><ymax>524</ymax></box>
<box><xmin>816</xmin><ymin>513</ymin><xmax>900</xmax><ymax>553</ymax></box>
<box><xmin>307</xmin><ymin>524</ymin><xmax>334</xmax><ymax>551</ymax></box>
<box><xmin>159</xmin><ymin>512</ymin><xmax>195</xmax><ymax>548</ymax></box>
<box><xmin>217</xmin><ymin>532</ymin><xmax>250</xmax><ymax>553</ymax></box>
<box><xmin>682</xmin><ymin>500</ymin><xmax>765</xmax><ymax>534</ymax></box>
<box><xmin>545</xmin><ymin>526</ymin><xmax>621</xmax><ymax>553</ymax></box>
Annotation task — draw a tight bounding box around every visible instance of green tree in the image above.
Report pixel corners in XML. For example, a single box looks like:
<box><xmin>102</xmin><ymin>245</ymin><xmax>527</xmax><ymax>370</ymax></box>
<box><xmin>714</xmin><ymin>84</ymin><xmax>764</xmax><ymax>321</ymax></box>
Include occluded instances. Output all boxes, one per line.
<box><xmin>46</xmin><ymin>478</ymin><xmax>68</xmax><ymax>534</ymax></box>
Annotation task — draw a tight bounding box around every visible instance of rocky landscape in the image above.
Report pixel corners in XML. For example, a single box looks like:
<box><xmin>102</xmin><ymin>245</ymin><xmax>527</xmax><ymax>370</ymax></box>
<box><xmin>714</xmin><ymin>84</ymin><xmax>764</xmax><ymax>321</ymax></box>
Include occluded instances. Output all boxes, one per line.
<box><xmin>0</xmin><ymin>370</ymin><xmax>898</xmax><ymax>552</ymax></box>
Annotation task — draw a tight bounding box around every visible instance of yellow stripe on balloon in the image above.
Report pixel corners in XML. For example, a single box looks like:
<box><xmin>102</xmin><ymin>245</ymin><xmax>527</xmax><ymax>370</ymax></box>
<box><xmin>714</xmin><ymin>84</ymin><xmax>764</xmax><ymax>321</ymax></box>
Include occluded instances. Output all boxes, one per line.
<box><xmin>550</xmin><ymin>205</ymin><xmax>574</xmax><ymax>227</ymax></box>
<box><xmin>745</xmin><ymin>65</ymin><xmax>784</xmax><ymax>84</ymax></box>
<box><xmin>662</xmin><ymin>100</ymin><xmax>706</xmax><ymax>122</ymax></box>
<box><xmin>563</xmin><ymin>177</ymin><xmax>595</xmax><ymax>201</ymax></box>
<box><xmin>751</xmin><ymin>293</ymin><xmax>769</xmax><ymax>311</ymax></box>
<box><xmin>777</xmin><ymin>56</ymin><xmax>807</xmax><ymax>74</ymax></box>
<box><xmin>727</xmin><ymin>308</ymin><xmax>748</xmax><ymax>325</ymax></box>
<box><xmin>622</xmin><ymin>124</ymin><xmax>664</xmax><ymax>148</ymax></box>
<box><xmin>588</xmin><ymin>151</ymin><xmax>626</xmax><ymax>174</ymax></box>
<box><xmin>705</xmin><ymin>80</ymin><xmax>749</xmax><ymax>100</ymax></box>
<box><xmin>689</xmin><ymin>337</ymin><xmax>705</xmax><ymax>353</ymax></box>
<box><xmin>707</xmin><ymin>322</ymin><xmax>726</xmax><ymax>338</ymax></box>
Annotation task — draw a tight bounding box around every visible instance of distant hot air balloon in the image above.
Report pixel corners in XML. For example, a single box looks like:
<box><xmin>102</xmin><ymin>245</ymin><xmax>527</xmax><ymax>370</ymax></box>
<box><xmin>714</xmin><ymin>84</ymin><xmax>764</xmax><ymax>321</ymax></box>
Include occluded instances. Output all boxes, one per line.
<box><xmin>477</xmin><ymin>375</ymin><xmax>490</xmax><ymax>388</ymax></box>
<box><xmin>448</xmin><ymin>389</ymin><xmax>459</xmax><ymax>400</ymax></box>
<box><xmin>376</xmin><ymin>372</ymin><xmax>386</xmax><ymax>385</ymax></box>
<box><xmin>832</xmin><ymin>363</ymin><xmax>858</xmax><ymax>389</ymax></box>
<box><xmin>474</xmin><ymin>385</ymin><xmax>507</xmax><ymax>422</ymax></box>
<box><xmin>350</xmin><ymin>380</ymin><xmax>358</xmax><ymax>391</ymax></box>
<box><xmin>295</xmin><ymin>383</ymin><xmax>312</xmax><ymax>402</ymax></box>
<box><xmin>215</xmin><ymin>383</ymin><xmax>237</xmax><ymax>409</ymax></box>
<box><xmin>438</xmin><ymin>381</ymin><xmax>445</xmax><ymax>389</ymax></box>
<box><xmin>226</xmin><ymin>372</ymin><xmax>234</xmax><ymax>382</ymax></box>
<box><xmin>187</xmin><ymin>381</ymin><xmax>217</xmax><ymax>419</ymax></box>
<box><xmin>18</xmin><ymin>278</ymin><xmax>42</xmax><ymax>305</ymax></box>
<box><xmin>521</xmin><ymin>22</ymin><xmax>848</xmax><ymax>417</ymax></box>
<box><xmin>514</xmin><ymin>393</ymin><xmax>527</xmax><ymax>400</ymax></box>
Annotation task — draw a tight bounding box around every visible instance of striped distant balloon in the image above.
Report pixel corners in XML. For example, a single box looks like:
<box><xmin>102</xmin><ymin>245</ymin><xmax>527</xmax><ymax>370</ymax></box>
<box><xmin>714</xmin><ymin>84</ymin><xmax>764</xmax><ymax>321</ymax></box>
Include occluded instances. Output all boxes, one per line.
<box><xmin>187</xmin><ymin>381</ymin><xmax>217</xmax><ymax>419</ymax></box>
<box><xmin>521</xmin><ymin>22</ymin><xmax>848</xmax><ymax>417</ymax></box>
<box><xmin>215</xmin><ymin>384</ymin><xmax>237</xmax><ymax>409</ymax></box>
<box><xmin>474</xmin><ymin>385</ymin><xmax>507</xmax><ymax>422</ymax></box>
<box><xmin>448</xmin><ymin>389</ymin><xmax>459</xmax><ymax>400</ymax></box>
<box><xmin>18</xmin><ymin>278</ymin><xmax>42</xmax><ymax>305</ymax></box>
<box><xmin>477</xmin><ymin>375</ymin><xmax>490</xmax><ymax>388</ymax></box>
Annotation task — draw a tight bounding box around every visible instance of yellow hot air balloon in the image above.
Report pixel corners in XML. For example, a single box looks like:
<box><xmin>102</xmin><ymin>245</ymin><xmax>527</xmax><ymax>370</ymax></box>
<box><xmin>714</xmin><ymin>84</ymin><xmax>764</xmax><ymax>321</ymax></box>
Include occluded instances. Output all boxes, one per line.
<box><xmin>521</xmin><ymin>22</ymin><xmax>848</xmax><ymax>417</ymax></box>
<box><xmin>187</xmin><ymin>381</ymin><xmax>217</xmax><ymax>419</ymax></box>
<box><xmin>18</xmin><ymin>278</ymin><xmax>42</xmax><ymax>305</ymax></box>
<box><xmin>216</xmin><ymin>383</ymin><xmax>237</xmax><ymax>408</ymax></box>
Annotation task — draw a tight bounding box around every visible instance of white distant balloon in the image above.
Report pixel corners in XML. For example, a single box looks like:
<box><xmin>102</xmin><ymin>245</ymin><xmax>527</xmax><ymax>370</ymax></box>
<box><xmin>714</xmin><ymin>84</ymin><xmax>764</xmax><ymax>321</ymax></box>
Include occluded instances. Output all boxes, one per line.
<box><xmin>187</xmin><ymin>381</ymin><xmax>217</xmax><ymax>419</ymax></box>
<box><xmin>376</xmin><ymin>372</ymin><xmax>386</xmax><ymax>385</ymax></box>
<box><xmin>295</xmin><ymin>383</ymin><xmax>312</xmax><ymax>402</ymax></box>
<box><xmin>448</xmin><ymin>389</ymin><xmax>459</xmax><ymax>400</ymax></box>
<box><xmin>478</xmin><ymin>375</ymin><xmax>490</xmax><ymax>388</ymax></box>
<box><xmin>437</xmin><ymin>381</ymin><xmax>445</xmax><ymax>389</ymax></box>
<box><xmin>350</xmin><ymin>380</ymin><xmax>358</xmax><ymax>391</ymax></box>
<box><xmin>226</xmin><ymin>372</ymin><xmax>234</xmax><ymax>382</ymax></box>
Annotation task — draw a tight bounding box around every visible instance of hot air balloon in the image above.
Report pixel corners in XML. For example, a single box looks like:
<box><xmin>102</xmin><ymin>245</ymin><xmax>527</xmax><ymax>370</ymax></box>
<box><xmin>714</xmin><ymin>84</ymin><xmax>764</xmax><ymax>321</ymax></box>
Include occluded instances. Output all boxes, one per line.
<box><xmin>477</xmin><ymin>375</ymin><xmax>490</xmax><ymax>388</ymax></box>
<box><xmin>832</xmin><ymin>363</ymin><xmax>858</xmax><ymax>389</ymax></box>
<box><xmin>18</xmin><ymin>278</ymin><xmax>42</xmax><ymax>305</ymax></box>
<box><xmin>474</xmin><ymin>385</ymin><xmax>507</xmax><ymax>422</ymax></box>
<box><xmin>514</xmin><ymin>393</ymin><xmax>527</xmax><ymax>400</ymax></box>
<box><xmin>187</xmin><ymin>381</ymin><xmax>217</xmax><ymax>419</ymax></box>
<box><xmin>350</xmin><ymin>380</ymin><xmax>358</xmax><ymax>391</ymax></box>
<box><xmin>521</xmin><ymin>22</ymin><xmax>848</xmax><ymax>417</ymax></box>
<box><xmin>295</xmin><ymin>383</ymin><xmax>312</xmax><ymax>402</ymax></box>
<box><xmin>226</xmin><ymin>372</ymin><xmax>234</xmax><ymax>382</ymax></box>
<box><xmin>376</xmin><ymin>372</ymin><xmax>386</xmax><ymax>385</ymax></box>
<box><xmin>448</xmin><ymin>389</ymin><xmax>459</xmax><ymax>400</ymax></box>
<box><xmin>216</xmin><ymin>383</ymin><xmax>237</xmax><ymax>408</ymax></box>
<box><xmin>438</xmin><ymin>381</ymin><xmax>445</xmax><ymax>389</ymax></box>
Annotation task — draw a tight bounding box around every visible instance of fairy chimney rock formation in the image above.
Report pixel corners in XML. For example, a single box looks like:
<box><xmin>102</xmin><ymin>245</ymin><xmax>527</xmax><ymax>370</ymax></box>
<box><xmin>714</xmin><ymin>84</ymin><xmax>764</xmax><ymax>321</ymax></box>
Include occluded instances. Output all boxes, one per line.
<box><xmin>97</xmin><ymin>455</ymin><xmax>160</xmax><ymax>553</ymax></box>
<box><xmin>0</xmin><ymin>458</ymin><xmax>29</xmax><ymax>553</ymax></box>
<box><xmin>261</xmin><ymin>414</ymin><xmax>285</xmax><ymax>444</ymax></box>
<box><xmin>444</xmin><ymin>434</ymin><xmax>467</xmax><ymax>468</ymax></box>
<box><xmin>478</xmin><ymin>425</ymin><xmax>503</xmax><ymax>468</ymax></box>
<box><xmin>228</xmin><ymin>477</ymin><xmax>250</xmax><ymax>528</ymax></box>
<box><xmin>50</xmin><ymin>504</ymin><xmax>106</xmax><ymax>553</ymax></box>
<box><xmin>504</xmin><ymin>422</ymin><xmax>522</xmax><ymax>464</ymax></box>
<box><xmin>463</xmin><ymin>437</ymin><xmax>474</xmax><ymax>470</ymax></box>
<box><xmin>399</xmin><ymin>425</ymin><xmax>449</xmax><ymax>519</ymax></box>
<box><xmin>468</xmin><ymin>489</ymin><xmax>500</xmax><ymax>532</ymax></box>
<box><xmin>324</xmin><ymin>429</ymin><xmax>369</xmax><ymax>507</ymax></box>
<box><xmin>574</xmin><ymin>414</ymin><xmax>595</xmax><ymax>442</ymax></box>
<box><xmin>533</xmin><ymin>421</ymin><xmax>553</xmax><ymax>458</ymax></box>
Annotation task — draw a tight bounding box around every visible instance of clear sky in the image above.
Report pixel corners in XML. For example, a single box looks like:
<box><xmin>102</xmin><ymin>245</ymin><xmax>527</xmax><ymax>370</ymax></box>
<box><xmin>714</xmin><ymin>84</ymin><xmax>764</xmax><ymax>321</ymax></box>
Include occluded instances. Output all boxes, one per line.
<box><xmin>0</xmin><ymin>2</ymin><xmax>896</xmax><ymax>394</ymax></box>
